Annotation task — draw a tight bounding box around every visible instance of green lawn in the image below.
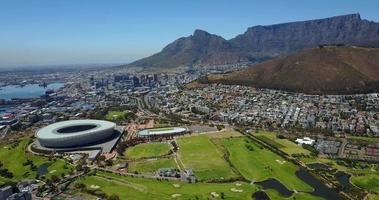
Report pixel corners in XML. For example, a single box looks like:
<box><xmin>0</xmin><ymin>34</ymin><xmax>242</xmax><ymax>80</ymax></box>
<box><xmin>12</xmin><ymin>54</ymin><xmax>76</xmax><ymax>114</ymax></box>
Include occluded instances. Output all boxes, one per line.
<box><xmin>105</xmin><ymin>111</ymin><xmax>126</xmax><ymax>121</ymax></box>
<box><xmin>222</xmin><ymin>137</ymin><xmax>313</xmax><ymax>192</ymax></box>
<box><xmin>253</xmin><ymin>131</ymin><xmax>311</xmax><ymax>155</ymax></box>
<box><xmin>0</xmin><ymin>138</ymin><xmax>73</xmax><ymax>183</ymax></box>
<box><xmin>148</xmin><ymin>127</ymin><xmax>175</xmax><ymax>132</ymax></box>
<box><xmin>128</xmin><ymin>158</ymin><xmax>177</xmax><ymax>174</ymax></box>
<box><xmin>351</xmin><ymin>173</ymin><xmax>379</xmax><ymax>193</ymax></box>
<box><xmin>77</xmin><ymin>171</ymin><xmax>258</xmax><ymax>200</ymax></box>
<box><xmin>177</xmin><ymin>135</ymin><xmax>238</xmax><ymax>181</ymax></box>
<box><xmin>124</xmin><ymin>142</ymin><xmax>171</xmax><ymax>160</ymax></box>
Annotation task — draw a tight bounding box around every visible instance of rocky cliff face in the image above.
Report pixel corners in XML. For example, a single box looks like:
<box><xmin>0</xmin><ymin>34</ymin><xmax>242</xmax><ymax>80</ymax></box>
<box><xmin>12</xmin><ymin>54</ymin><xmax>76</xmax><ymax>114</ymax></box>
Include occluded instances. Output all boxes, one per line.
<box><xmin>128</xmin><ymin>14</ymin><xmax>379</xmax><ymax>69</ymax></box>
<box><xmin>230</xmin><ymin>14</ymin><xmax>379</xmax><ymax>58</ymax></box>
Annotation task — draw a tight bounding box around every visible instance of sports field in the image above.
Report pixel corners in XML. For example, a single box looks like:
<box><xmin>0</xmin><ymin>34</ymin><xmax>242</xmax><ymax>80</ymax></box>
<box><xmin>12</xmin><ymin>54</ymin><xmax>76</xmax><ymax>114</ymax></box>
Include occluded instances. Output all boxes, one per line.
<box><xmin>127</xmin><ymin>158</ymin><xmax>177</xmax><ymax>174</ymax></box>
<box><xmin>177</xmin><ymin>135</ymin><xmax>238</xmax><ymax>181</ymax></box>
<box><xmin>105</xmin><ymin>111</ymin><xmax>126</xmax><ymax>121</ymax></box>
<box><xmin>0</xmin><ymin>138</ymin><xmax>73</xmax><ymax>182</ymax></box>
<box><xmin>253</xmin><ymin>131</ymin><xmax>311</xmax><ymax>155</ymax></box>
<box><xmin>222</xmin><ymin>137</ymin><xmax>313</xmax><ymax>192</ymax></box>
<box><xmin>124</xmin><ymin>142</ymin><xmax>171</xmax><ymax>160</ymax></box>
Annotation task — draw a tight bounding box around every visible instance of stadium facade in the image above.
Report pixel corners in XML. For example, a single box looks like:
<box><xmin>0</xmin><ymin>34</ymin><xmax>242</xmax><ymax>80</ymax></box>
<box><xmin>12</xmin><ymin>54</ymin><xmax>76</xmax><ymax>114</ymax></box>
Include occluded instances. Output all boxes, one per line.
<box><xmin>36</xmin><ymin>119</ymin><xmax>116</xmax><ymax>148</ymax></box>
<box><xmin>138</xmin><ymin>127</ymin><xmax>188</xmax><ymax>137</ymax></box>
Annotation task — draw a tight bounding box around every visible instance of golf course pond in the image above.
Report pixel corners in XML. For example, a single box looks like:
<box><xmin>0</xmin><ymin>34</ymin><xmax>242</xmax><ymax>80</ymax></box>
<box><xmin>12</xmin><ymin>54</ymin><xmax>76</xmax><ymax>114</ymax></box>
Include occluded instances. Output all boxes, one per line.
<box><xmin>254</xmin><ymin>168</ymin><xmax>343</xmax><ymax>200</ymax></box>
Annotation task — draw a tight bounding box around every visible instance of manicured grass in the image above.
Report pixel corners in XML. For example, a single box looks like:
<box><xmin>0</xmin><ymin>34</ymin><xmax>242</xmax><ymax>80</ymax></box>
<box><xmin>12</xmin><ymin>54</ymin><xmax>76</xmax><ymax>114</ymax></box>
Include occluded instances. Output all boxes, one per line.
<box><xmin>105</xmin><ymin>111</ymin><xmax>125</xmax><ymax>121</ymax></box>
<box><xmin>124</xmin><ymin>142</ymin><xmax>171</xmax><ymax>160</ymax></box>
<box><xmin>253</xmin><ymin>131</ymin><xmax>311</xmax><ymax>155</ymax></box>
<box><xmin>128</xmin><ymin>158</ymin><xmax>177</xmax><ymax>174</ymax></box>
<box><xmin>207</xmin><ymin>130</ymin><xmax>243</xmax><ymax>138</ymax></box>
<box><xmin>265</xmin><ymin>189</ymin><xmax>323</xmax><ymax>200</ymax></box>
<box><xmin>222</xmin><ymin>137</ymin><xmax>313</xmax><ymax>192</ymax></box>
<box><xmin>77</xmin><ymin>171</ymin><xmax>258</xmax><ymax>200</ymax></box>
<box><xmin>177</xmin><ymin>135</ymin><xmax>238</xmax><ymax>181</ymax></box>
<box><xmin>351</xmin><ymin>173</ymin><xmax>379</xmax><ymax>193</ymax></box>
<box><xmin>148</xmin><ymin>127</ymin><xmax>175</xmax><ymax>132</ymax></box>
<box><xmin>346</xmin><ymin>136</ymin><xmax>379</xmax><ymax>144</ymax></box>
<box><xmin>367</xmin><ymin>194</ymin><xmax>379</xmax><ymax>200</ymax></box>
<box><xmin>0</xmin><ymin>138</ymin><xmax>73</xmax><ymax>182</ymax></box>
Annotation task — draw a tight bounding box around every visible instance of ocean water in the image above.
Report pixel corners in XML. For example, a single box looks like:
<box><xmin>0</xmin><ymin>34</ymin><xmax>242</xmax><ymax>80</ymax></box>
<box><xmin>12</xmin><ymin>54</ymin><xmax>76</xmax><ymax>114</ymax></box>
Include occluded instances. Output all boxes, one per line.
<box><xmin>0</xmin><ymin>83</ymin><xmax>64</xmax><ymax>100</ymax></box>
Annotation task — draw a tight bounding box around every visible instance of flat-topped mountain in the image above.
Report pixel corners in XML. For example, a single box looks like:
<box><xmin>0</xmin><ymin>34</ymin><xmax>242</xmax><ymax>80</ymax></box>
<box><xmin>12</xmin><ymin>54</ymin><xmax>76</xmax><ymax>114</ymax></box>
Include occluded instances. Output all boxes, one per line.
<box><xmin>196</xmin><ymin>46</ymin><xmax>379</xmax><ymax>94</ymax></box>
<box><xmin>127</xmin><ymin>14</ymin><xmax>379</xmax><ymax>70</ymax></box>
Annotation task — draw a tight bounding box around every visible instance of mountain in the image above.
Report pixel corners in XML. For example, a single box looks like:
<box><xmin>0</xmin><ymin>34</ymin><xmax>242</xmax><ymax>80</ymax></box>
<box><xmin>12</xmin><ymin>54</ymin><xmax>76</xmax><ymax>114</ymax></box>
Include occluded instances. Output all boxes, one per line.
<box><xmin>128</xmin><ymin>29</ymin><xmax>249</xmax><ymax>69</ymax></box>
<box><xmin>127</xmin><ymin>13</ymin><xmax>379</xmax><ymax>70</ymax></box>
<box><xmin>196</xmin><ymin>46</ymin><xmax>379</xmax><ymax>94</ymax></box>
<box><xmin>230</xmin><ymin>13</ymin><xmax>379</xmax><ymax>59</ymax></box>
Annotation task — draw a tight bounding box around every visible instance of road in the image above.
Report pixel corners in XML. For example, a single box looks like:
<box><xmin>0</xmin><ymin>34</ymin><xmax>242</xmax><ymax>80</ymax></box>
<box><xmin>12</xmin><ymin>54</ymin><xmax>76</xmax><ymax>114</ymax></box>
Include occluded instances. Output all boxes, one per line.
<box><xmin>0</xmin><ymin>126</ymin><xmax>9</xmax><ymax>139</ymax></box>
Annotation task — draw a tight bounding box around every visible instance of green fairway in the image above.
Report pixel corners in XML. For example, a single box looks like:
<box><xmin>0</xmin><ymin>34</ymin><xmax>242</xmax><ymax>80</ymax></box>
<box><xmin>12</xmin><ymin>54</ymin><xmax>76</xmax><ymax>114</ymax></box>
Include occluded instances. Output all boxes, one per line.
<box><xmin>0</xmin><ymin>138</ymin><xmax>73</xmax><ymax>182</ymax></box>
<box><xmin>208</xmin><ymin>130</ymin><xmax>243</xmax><ymax>138</ymax></box>
<box><xmin>77</xmin><ymin>171</ymin><xmax>258</xmax><ymax>200</ymax></box>
<box><xmin>222</xmin><ymin>137</ymin><xmax>313</xmax><ymax>192</ymax></box>
<box><xmin>124</xmin><ymin>142</ymin><xmax>171</xmax><ymax>160</ymax></box>
<box><xmin>128</xmin><ymin>158</ymin><xmax>177</xmax><ymax>174</ymax></box>
<box><xmin>265</xmin><ymin>189</ymin><xmax>323</xmax><ymax>200</ymax></box>
<box><xmin>253</xmin><ymin>131</ymin><xmax>311</xmax><ymax>155</ymax></box>
<box><xmin>177</xmin><ymin>135</ymin><xmax>238</xmax><ymax>181</ymax></box>
<box><xmin>351</xmin><ymin>173</ymin><xmax>379</xmax><ymax>193</ymax></box>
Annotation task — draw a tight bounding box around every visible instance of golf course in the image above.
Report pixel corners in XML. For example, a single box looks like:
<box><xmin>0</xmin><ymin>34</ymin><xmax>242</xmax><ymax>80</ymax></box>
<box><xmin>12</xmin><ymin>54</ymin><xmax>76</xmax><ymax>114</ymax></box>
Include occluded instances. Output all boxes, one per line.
<box><xmin>0</xmin><ymin>138</ymin><xmax>74</xmax><ymax>184</ymax></box>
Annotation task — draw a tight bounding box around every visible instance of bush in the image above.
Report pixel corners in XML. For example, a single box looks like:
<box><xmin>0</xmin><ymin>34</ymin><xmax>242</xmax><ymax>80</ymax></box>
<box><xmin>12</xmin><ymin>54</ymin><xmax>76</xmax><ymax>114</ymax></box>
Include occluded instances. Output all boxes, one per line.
<box><xmin>107</xmin><ymin>194</ymin><xmax>121</xmax><ymax>200</ymax></box>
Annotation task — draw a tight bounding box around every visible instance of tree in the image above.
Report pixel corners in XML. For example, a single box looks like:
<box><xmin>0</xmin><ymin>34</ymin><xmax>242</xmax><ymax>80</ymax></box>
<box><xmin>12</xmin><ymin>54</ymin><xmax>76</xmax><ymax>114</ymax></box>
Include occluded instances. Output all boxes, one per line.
<box><xmin>220</xmin><ymin>192</ymin><xmax>225</xmax><ymax>199</ymax></box>
<box><xmin>97</xmin><ymin>155</ymin><xmax>106</xmax><ymax>162</ymax></box>
<box><xmin>76</xmin><ymin>163</ymin><xmax>83</xmax><ymax>171</ymax></box>
<box><xmin>51</xmin><ymin>175</ymin><xmax>60</xmax><ymax>183</ymax></box>
<box><xmin>74</xmin><ymin>183</ymin><xmax>86</xmax><ymax>191</ymax></box>
<box><xmin>107</xmin><ymin>194</ymin><xmax>120</xmax><ymax>200</ymax></box>
<box><xmin>105</xmin><ymin>159</ymin><xmax>113</xmax><ymax>166</ymax></box>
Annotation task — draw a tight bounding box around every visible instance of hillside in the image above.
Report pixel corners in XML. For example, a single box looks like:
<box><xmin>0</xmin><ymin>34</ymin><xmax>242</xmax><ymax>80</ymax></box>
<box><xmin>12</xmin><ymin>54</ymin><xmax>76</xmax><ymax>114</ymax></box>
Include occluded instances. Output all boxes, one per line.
<box><xmin>127</xmin><ymin>14</ymin><xmax>379</xmax><ymax>70</ymax></box>
<box><xmin>197</xmin><ymin>46</ymin><xmax>379</xmax><ymax>94</ymax></box>
<box><xmin>127</xmin><ymin>29</ymin><xmax>250</xmax><ymax>69</ymax></box>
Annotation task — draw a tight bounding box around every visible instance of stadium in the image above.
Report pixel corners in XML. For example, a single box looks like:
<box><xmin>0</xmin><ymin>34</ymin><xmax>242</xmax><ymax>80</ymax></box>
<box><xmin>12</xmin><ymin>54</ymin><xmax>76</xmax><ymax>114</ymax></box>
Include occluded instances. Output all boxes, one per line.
<box><xmin>138</xmin><ymin>127</ymin><xmax>188</xmax><ymax>137</ymax></box>
<box><xmin>36</xmin><ymin>119</ymin><xmax>116</xmax><ymax>148</ymax></box>
<box><xmin>31</xmin><ymin>119</ymin><xmax>124</xmax><ymax>160</ymax></box>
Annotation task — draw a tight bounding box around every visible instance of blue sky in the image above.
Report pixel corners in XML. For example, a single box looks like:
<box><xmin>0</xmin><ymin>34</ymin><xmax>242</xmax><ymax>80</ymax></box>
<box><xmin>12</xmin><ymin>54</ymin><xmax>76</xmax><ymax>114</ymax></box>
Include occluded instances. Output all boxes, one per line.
<box><xmin>0</xmin><ymin>0</ymin><xmax>378</xmax><ymax>67</ymax></box>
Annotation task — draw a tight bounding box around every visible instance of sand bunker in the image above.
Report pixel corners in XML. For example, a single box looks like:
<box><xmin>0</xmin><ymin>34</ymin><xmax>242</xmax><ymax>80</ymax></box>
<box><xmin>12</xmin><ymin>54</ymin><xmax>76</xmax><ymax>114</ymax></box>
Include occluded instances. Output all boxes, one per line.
<box><xmin>90</xmin><ymin>185</ymin><xmax>100</xmax><ymax>189</ymax></box>
<box><xmin>231</xmin><ymin>188</ymin><xmax>243</xmax><ymax>192</ymax></box>
<box><xmin>171</xmin><ymin>194</ymin><xmax>182</xmax><ymax>198</ymax></box>
<box><xmin>276</xmin><ymin>159</ymin><xmax>286</xmax><ymax>164</ymax></box>
<box><xmin>211</xmin><ymin>192</ymin><xmax>219</xmax><ymax>197</ymax></box>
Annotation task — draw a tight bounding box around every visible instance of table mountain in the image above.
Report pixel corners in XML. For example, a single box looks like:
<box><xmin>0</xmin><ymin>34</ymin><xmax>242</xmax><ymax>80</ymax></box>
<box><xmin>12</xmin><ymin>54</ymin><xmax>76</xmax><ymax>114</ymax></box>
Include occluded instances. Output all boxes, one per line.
<box><xmin>230</xmin><ymin>13</ymin><xmax>379</xmax><ymax>59</ymax></box>
<box><xmin>127</xmin><ymin>13</ymin><xmax>379</xmax><ymax>70</ymax></box>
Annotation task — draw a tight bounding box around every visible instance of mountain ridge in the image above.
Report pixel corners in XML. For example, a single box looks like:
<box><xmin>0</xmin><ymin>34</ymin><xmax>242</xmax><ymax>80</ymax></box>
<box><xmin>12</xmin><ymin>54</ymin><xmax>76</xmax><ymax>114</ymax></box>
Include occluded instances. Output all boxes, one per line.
<box><xmin>126</xmin><ymin>13</ymin><xmax>379</xmax><ymax>70</ymax></box>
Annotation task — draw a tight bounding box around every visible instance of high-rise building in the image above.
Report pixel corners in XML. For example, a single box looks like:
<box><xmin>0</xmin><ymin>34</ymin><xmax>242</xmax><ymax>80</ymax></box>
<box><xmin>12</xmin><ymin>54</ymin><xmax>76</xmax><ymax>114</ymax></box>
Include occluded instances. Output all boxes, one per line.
<box><xmin>132</xmin><ymin>76</ymin><xmax>140</xmax><ymax>87</ymax></box>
